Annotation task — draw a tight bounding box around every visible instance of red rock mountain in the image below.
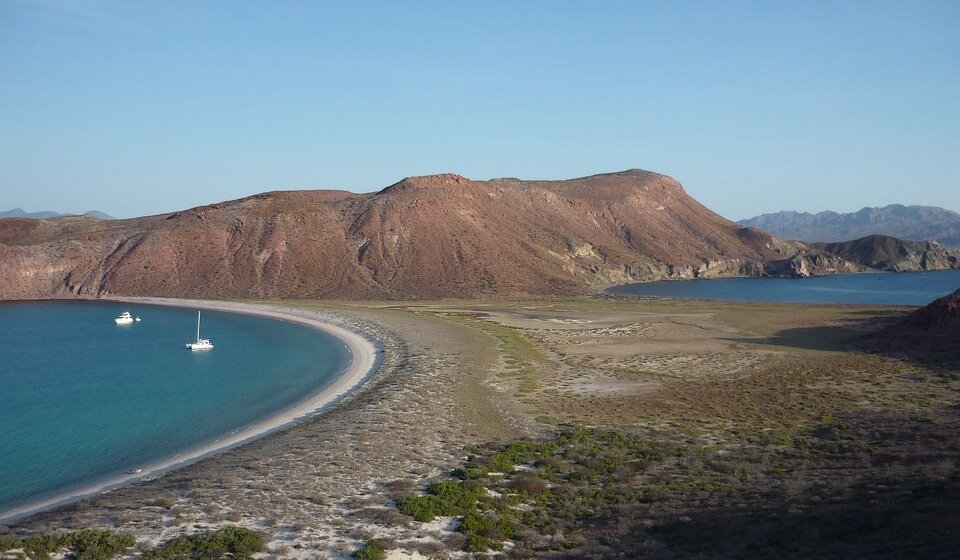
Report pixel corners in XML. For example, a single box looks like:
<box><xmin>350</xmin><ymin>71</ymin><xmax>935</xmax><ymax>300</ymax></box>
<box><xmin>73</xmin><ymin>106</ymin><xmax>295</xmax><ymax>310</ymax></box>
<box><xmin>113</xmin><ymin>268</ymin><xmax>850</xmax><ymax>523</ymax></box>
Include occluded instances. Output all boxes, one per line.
<box><xmin>0</xmin><ymin>170</ymin><xmax>856</xmax><ymax>300</ymax></box>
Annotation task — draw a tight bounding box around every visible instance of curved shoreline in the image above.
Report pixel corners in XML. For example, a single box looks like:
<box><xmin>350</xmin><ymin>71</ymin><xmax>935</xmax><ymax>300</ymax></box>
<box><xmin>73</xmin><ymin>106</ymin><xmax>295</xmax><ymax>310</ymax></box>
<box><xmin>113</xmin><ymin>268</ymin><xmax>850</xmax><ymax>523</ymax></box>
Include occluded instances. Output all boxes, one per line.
<box><xmin>0</xmin><ymin>298</ymin><xmax>382</xmax><ymax>525</ymax></box>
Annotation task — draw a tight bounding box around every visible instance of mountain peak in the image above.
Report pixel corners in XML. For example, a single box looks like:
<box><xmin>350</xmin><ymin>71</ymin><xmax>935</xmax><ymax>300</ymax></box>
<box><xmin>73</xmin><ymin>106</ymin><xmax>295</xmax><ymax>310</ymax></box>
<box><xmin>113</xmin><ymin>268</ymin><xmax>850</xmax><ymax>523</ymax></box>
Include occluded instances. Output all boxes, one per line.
<box><xmin>380</xmin><ymin>173</ymin><xmax>472</xmax><ymax>194</ymax></box>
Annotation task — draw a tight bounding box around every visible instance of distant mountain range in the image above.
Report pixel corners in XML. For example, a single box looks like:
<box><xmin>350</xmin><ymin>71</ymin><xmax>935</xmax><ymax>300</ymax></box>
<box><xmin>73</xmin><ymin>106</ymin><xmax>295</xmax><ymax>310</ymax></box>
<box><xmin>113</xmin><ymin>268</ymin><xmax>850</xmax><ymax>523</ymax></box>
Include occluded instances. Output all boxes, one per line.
<box><xmin>0</xmin><ymin>208</ymin><xmax>114</xmax><ymax>220</ymax></box>
<box><xmin>739</xmin><ymin>205</ymin><xmax>960</xmax><ymax>247</ymax></box>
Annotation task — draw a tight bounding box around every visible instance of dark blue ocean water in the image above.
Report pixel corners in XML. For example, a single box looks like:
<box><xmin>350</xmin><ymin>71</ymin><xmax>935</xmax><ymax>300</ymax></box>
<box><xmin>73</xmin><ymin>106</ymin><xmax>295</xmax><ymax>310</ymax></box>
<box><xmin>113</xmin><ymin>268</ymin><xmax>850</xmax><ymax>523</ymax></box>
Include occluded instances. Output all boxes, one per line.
<box><xmin>0</xmin><ymin>301</ymin><xmax>347</xmax><ymax>514</ymax></box>
<box><xmin>608</xmin><ymin>270</ymin><xmax>960</xmax><ymax>305</ymax></box>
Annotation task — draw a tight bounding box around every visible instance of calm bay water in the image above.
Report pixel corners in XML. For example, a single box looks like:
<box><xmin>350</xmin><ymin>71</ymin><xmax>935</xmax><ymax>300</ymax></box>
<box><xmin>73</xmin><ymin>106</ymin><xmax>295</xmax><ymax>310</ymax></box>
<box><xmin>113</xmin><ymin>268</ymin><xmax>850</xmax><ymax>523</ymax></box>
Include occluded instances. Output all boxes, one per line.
<box><xmin>608</xmin><ymin>270</ymin><xmax>960</xmax><ymax>305</ymax></box>
<box><xmin>0</xmin><ymin>301</ymin><xmax>348</xmax><ymax>513</ymax></box>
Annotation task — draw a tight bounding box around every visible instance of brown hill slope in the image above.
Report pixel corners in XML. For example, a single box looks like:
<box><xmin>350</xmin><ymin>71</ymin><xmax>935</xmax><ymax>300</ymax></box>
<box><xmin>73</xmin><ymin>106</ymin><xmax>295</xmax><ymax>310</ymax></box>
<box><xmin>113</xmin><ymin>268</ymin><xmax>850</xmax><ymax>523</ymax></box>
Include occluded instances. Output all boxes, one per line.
<box><xmin>813</xmin><ymin>235</ymin><xmax>960</xmax><ymax>272</ymax></box>
<box><xmin>863</xmin><ymin>289</ymin><xmax>960</xmax><ymax>367</ymax></box>
<box><xmin>0</xmin><ymin>170</ymin><xmax>857</xmax><ymax>300</ymax></box>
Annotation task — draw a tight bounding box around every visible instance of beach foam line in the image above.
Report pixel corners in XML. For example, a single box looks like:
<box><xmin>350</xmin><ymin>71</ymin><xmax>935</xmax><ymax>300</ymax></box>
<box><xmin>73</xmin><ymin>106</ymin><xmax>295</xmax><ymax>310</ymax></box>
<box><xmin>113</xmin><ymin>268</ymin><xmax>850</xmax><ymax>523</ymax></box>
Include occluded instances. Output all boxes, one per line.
<box><xmin>0</xmin><ymin>298</ymin><xmax>382</xmax><ymax>525</ymax></box>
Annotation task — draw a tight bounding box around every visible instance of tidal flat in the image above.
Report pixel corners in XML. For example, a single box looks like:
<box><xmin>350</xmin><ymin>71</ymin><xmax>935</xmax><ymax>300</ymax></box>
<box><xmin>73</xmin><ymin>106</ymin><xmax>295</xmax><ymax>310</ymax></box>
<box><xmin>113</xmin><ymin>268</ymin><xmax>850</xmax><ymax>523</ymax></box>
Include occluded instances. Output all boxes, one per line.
<box><xmin>4</xmin><ymin>296</ymin><xmax>959</xmax><ymax>559</ymax></box>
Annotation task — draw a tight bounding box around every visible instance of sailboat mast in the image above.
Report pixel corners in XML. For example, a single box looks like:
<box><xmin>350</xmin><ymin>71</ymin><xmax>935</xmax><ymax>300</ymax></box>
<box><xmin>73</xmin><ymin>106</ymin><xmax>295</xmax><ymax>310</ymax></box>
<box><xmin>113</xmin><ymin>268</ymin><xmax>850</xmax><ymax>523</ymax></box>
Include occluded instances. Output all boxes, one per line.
<box><xmin>197</xmin><ymin>310</ymin><xmax>201</xmax><ymax>342</ymax></box>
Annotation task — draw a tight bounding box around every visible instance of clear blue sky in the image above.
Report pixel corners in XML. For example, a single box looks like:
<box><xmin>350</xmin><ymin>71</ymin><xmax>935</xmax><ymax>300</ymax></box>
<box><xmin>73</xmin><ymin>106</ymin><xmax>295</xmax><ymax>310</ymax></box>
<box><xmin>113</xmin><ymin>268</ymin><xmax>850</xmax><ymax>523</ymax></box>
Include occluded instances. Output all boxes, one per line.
<box><xmin>1</xmin><ymin>1</ymin><xmax>957</xmax><ymax>219</ymax></box>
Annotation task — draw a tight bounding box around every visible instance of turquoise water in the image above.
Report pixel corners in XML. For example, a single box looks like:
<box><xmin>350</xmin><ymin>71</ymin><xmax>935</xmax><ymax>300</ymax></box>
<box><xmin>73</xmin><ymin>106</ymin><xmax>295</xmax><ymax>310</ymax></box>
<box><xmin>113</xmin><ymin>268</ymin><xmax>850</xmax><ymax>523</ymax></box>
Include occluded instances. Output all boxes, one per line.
<box><xmin>0</xmin><ymin>301</ymin><xmax>348</xmax><ymax>514</ymax></box>
<box><xmin>608</xmin><ymin>270</ymin><xmax>960</xmax><ymax>305</ymax></box>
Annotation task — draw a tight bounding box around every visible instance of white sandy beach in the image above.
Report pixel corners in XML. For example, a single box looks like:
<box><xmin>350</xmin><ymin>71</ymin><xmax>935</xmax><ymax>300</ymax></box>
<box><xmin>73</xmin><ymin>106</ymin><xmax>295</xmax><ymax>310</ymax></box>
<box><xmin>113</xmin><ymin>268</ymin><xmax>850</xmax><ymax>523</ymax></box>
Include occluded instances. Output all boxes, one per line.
<box><xmin>0</xmin><ymin>298</ymin><xmax>381</xmax><ymax>524</ymax></box>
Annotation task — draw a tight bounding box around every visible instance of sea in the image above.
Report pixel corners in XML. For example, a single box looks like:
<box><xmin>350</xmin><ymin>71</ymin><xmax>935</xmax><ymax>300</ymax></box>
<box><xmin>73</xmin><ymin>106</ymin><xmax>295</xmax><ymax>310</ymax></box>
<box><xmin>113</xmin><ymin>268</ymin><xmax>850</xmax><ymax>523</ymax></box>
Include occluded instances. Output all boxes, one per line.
<box><xmin>0</xmin><ymin>301</ymin><xmax>348</xmax><ymax>516</ymax></box>
<box><xmin>607</xmin><ymin>269</ymin><xmax>960</xmax><ymax>305</ymax></box>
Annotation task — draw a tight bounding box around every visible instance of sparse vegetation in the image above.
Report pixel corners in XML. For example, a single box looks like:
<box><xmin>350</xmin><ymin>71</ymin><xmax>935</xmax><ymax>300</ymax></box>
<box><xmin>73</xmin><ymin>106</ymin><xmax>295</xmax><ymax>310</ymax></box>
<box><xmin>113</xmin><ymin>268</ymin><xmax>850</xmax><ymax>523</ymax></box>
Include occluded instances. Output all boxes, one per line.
<box><xmin>141</xmin><ymin>526</ymin><xmax>264</xmax><ymax>560</ymax></box>
<box><xmin>0</xmin><ymin>530</ymin><xmax>135</xmax><ymax>560</ymax></box>
<box><xmin>386</xmin><ymin>412</ymin><xmax>960</xmax><ymax>557</ymax></box>
<box><xmin>354</xmin><ymin>538</ymin><xmax>387</xmax><ymax>560</ymax></box>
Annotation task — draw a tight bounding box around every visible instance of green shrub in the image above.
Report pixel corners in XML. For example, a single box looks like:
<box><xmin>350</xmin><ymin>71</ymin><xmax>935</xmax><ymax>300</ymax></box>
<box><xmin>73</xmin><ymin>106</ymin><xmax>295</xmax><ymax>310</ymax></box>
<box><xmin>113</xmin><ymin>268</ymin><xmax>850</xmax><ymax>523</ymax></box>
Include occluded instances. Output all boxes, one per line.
<box><xmin>0</xmin><ymin>536</ymin><xmax>21</xmax><ymax>551</ymax></box>
<box><xmin>397</xmin><ymin>480</ymin><xmax>485</xmax><ymax>522</ymax></box>
<box><xmin>396</xmin><ymin>494</ymin><xmax>446</xmax><ymax>522</ymax></box>
<box><xmin>354</xmin><ymin>539</ymin><xmax>387</xmax><ymax>560</ymax></box>
<box><xmin>22</xmin><ymin>533</ymin><xmax>70</xmax><ymax>559</ymax></box>
<box><xmin>142</xmin><ymin>526</ymin><xmax>264</xmax><ymax>560</ymax></box>
<box><xmin>452</xmin><ymin>464</ymin><xmax>490</xmax><ymax>480</ymax></box>
<box><xmin>459</xmin><ymin>512</ymin><xmax>516</xmax><ymax>540</ymax></box>
<box><xmin>427</xmin><ymin>480</ymin><xmax>484</xmax><ymax>510</ymax></box>
<box><xmin>464</xmin><ymin>534</ymin><xmax>502</xmax><ymax>552</ymax></box>
<box><xmin>0</xmin><ymin>531</ymin><xmax>134</xmax><ymax>560</ymax></box>
<box><xmin>71</xmin><ymin>530</ymin><xmax>136</xmax><ymax>560</ymax></box>
<box><xmin>488</xmin><ymin>453</ymin><xmax>516</xmax><ymax>473</ymax></box>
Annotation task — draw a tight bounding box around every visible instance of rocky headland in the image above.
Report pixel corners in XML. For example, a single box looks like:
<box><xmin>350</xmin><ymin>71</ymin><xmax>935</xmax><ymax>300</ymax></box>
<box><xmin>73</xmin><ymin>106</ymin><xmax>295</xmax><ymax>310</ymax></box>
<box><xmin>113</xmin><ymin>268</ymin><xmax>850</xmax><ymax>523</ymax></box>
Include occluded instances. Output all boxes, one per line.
<box><xmin>813</xmin><ymin>234</ymin><xmax>960</xmax><ymax>272</ymax></box>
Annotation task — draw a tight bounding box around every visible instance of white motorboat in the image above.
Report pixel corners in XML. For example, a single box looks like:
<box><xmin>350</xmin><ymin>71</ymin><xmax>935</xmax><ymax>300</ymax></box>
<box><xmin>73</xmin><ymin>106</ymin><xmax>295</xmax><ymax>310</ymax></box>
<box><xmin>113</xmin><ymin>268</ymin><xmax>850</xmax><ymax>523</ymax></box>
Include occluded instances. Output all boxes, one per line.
<box><xmin>115</xmin><ymin>311</ymin><xmax>134</xmax><ymax>324</ymax></box>
<box><xmin>185</xmin><ymin>310</ymin><xmax>213</xmax><ymax>350</ymax></box>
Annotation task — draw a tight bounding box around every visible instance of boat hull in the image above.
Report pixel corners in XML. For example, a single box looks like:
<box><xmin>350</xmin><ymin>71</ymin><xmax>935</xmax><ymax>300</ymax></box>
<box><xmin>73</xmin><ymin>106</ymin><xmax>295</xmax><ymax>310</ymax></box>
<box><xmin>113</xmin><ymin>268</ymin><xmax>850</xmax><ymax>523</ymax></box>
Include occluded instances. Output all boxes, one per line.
<box><xmin>185</xmin><ymin>340</ymin><xmax>213</xmax><ymax>350</ymax></box>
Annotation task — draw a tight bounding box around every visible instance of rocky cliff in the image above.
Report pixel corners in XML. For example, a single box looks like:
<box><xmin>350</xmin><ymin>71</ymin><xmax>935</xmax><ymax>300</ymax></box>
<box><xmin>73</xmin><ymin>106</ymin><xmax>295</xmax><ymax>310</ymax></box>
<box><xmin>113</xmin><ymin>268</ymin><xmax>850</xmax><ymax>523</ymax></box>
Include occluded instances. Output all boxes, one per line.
<box><xmin>813</xmin><ymin>235</ymin><xmax>960</xmax><ymax>272</ymax></box>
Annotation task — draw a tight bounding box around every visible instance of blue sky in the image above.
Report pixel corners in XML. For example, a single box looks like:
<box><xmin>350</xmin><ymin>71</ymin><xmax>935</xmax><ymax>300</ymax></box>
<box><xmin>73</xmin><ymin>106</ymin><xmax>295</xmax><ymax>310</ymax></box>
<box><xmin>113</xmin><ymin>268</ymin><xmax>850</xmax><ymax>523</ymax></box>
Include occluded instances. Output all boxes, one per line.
<box><xmin>1</xmin><ymin>1</ymin><xmax>957</xmax><ymax>219</ymax></box>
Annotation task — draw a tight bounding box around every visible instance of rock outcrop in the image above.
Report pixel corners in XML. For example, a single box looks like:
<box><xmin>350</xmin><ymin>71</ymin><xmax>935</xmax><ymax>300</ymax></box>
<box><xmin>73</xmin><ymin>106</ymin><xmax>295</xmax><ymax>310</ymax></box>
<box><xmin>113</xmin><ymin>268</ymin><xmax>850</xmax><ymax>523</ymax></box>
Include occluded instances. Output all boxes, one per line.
<box><xmin>813</xmin><ymin>235</ymin><xmax>960</xmax><ymax>272</ymax></box>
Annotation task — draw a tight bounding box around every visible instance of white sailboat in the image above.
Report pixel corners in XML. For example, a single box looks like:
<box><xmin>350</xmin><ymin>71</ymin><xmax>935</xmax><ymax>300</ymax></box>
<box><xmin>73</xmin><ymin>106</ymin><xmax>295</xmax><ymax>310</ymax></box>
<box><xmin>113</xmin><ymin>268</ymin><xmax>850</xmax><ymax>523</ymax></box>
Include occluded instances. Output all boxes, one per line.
<box><xmin>115</xmin><ymin>310</ymin><xmax>134</xmax><ymax>324</ymax></box>
<box><xmin>185</xmin><ymin>310</ymin><xmax>213</xmax><ymax>350</ymax></box>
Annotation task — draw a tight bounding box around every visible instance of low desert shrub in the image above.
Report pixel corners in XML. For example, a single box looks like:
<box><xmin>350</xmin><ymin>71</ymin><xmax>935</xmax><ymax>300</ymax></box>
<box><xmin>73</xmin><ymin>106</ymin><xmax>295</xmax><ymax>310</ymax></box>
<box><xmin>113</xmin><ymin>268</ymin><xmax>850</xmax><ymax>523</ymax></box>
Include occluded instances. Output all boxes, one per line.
<box><xmin>142</xmin><ymin>526</ymin><xmax>264</xmax><ymax>560</ymax></box>
<box><xmin>0</xmin><ymin>536</ymin><xmax>21</xmax><ymax>551</ymax></box>
<box><xmin>22</xmin><ymin>533</ymin><xmax>70</xmax><ymax>559</ymax></box>
<box><xmin>463</xmin><ymin>534</ymin><xmax>502</xmax><ymax>553</ymax></box>
<box><xmin>396</xmin><ymin>480</ymin><xmax>484</xmax><ymax>522</ymax></box>
<box><xmin>508</xmin><ymin>474</ymin><xmax>549</xmax><ymax>495</ymax></box>
<box><xmin>3</xmin><ymin>530</ymin><xmax>135</xmax><ymax>560</ymax></box>
<box><xmin>71</xmin><ymin>530</ymin><xmax>136</xmax><ymax>560</ymax></box>
<box><xmin>459</xmin><ymin>511</ymin><xmax>516</xmax><ymax>541</ymax></box>
<box><xmin>396</xmin><ymin>494</ymin><xmax>446</xmax><ymax>522</ymax></box>
<box><xmin>354</xmin><ymin>539</ymin><xmax>387</xmax><ymax>560</ymax></box>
